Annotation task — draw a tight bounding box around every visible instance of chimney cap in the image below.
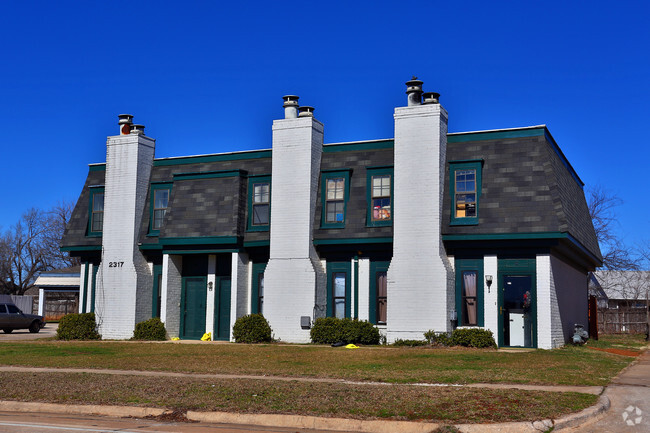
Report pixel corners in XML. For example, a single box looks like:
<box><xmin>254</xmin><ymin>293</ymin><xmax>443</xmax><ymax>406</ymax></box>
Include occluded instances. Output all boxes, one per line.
<box><xmin>118</xmin><ymin>114</ymin><xmax>134</xmax><ymax>124</ymax></box>
<box><xmin>422</xmin><ymin>92</ymin><xmax>440</xmax><ymax>104</ymax></box>
<box><xmin>298</xmin><ymin>106</ymin><xmax>314</xmax><ymax>117</ymax></box>
<box><xmin>130</xmin><ymin>124</ymin><xmax>145</xmax><ymax>135</ymax></box>
<box><xmin>282</xmin><ymin>95</ymin><xmax>300</xmax><ymax>107</ymax></box>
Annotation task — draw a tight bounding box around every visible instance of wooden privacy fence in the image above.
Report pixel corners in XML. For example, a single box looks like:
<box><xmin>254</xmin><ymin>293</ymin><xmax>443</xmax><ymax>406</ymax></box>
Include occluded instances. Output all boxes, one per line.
<box><xmin>598</xmin><ymin>307</ymin><xmax>649</xmax><ymax>334</ymax></box>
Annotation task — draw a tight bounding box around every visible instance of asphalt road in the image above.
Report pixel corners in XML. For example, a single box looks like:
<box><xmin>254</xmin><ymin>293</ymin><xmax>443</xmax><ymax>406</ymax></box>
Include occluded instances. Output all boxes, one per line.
<box><xmin>0</xmin><ymin>324</ymin><xmax>56</xmax><ymax>341</ymax></box>
<box><xmin>0</xmin><ymin>411</ymin><xmax>356</xmax><ymax>433</ymax></box>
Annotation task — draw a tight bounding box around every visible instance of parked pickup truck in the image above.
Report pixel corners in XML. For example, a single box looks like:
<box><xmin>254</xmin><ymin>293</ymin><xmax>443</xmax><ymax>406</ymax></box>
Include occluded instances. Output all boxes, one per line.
<box><xmin>0</xmin><ymin>303</ymin><xmax>46</xmax><ymax>333</ymax></box>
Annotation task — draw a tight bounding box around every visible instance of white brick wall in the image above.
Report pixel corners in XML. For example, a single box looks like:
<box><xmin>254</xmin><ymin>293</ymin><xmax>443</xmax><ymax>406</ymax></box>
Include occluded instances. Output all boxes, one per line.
<box><xmin>483</xmin><ymin>255</ymin><xmax>499</xmax><ymax>337</ymax></box>
<box><xmin>387</xmin><ymin>103</ymin><xmax>452</xmax><ymax>342</ymax></box>
<box><xmin>205</xmin><ymin>255</ymin><xmax>217</xmax><ymax>336</ymax></box>
<box><xmin>264</xmin><ymin>115</ymin><xmax>325</xmax><ymax>343</ymax></box>
<box><xmin>162</xmin><ymin>254</ymin><xmax>182</xmax><ymax>338</ymax></box>
<box><xmin>229</xmin><ymin>252</ymin><xmax>249</xmax><ymax>341</ymax></box>
<box><xmin>537</xmin><ymin>254</ymin><xmax>553</xmax><ymax>349</ymax></box>
<box><xmin>549</xmin><ymin>255</ymin><xmax>588</xmax><ymax>347</ymax></box>
<box><xmin>357</xmin><ymin>258</ymin><xmax>370</xmax><ymax>321</ymax></box>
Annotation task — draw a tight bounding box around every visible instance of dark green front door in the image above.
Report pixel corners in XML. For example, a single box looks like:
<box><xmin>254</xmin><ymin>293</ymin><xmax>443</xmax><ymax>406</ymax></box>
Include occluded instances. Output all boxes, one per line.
<box><xmin>181</xmin><ymin>277</ymin><xmax>207</xmax><ymax>340</ymax></box>
<box><xmin>213</xmin><ymin>278</ymin><xmax>231</xmax><ymax>340</ymax></box>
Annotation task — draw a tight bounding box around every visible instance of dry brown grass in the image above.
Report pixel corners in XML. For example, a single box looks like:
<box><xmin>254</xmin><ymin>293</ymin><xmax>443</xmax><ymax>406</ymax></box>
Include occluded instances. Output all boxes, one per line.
<box><xmin>0</xmin><ymin>372</ymin><xmax>597</xmax><ymax>423</ymax></box>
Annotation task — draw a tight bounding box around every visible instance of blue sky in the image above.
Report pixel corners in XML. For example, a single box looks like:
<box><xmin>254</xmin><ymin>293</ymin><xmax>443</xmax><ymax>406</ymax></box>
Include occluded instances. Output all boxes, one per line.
<box><xmin>1</xmin><ymin>1</ymin><xmax>648</xmax><ymax>254</ymax></box>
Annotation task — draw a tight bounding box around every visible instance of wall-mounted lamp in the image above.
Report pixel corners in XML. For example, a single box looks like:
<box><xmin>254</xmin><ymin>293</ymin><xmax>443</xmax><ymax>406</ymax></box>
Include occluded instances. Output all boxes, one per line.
<box><xmin>485</xmin><ymin>275</ymin><xmax>493</xmax><ymax>293</ymax></box>
<box><xmin>208</xmin><ymin>282</ymin><xmax>213</xmax><ymax>292</ymax></box>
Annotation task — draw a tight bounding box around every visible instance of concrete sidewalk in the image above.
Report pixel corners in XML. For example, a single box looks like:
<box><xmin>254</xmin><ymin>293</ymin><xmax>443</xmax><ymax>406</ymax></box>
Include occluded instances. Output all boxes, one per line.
<box><xmin>0</xmin><ymin>350</ymin><xmax>648</xmax><ymax>432</ymax></box>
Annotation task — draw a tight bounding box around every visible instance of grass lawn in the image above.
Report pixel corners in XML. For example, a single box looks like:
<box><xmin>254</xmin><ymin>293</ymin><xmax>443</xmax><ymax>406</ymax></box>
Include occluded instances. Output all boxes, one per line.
<box><xmin>0</xmin><ymin>334</ymin><xmax>645</xmax><ymax>386</ymax></box>
<box><xmin>0</xmin><ymin>372</ymin><xmax>597</xmax><ymax>423</ymax></box>
<box><xmin>0</xmin><ymin>334</ymin><xmax>643</xmax><ymax>423</ymax></box>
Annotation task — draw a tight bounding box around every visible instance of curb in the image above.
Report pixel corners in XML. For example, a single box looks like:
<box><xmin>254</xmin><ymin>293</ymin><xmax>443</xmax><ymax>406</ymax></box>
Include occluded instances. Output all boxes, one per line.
<box><xmin>0</xmin><ymin>394</ymin><xmax>611</xmax><ymax>433</ymax></box>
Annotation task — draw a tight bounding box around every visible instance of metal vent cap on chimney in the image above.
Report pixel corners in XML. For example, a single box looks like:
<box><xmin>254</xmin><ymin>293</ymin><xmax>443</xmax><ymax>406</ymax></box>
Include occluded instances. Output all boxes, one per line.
<box><xmin>298</xmin><ymin>106</ymin><xmax>314</xmax><ymax>117</ymax></box>
<box><xmin>118</xmin><ymin>114</ymin><xmax>134</xmax><ymax>135</ymax></box>
<box><xmin>283</xmin><ymin>95</ymin><xmax>299</xmax><ymax>119</ymax></box>
<box><xmin>422</xmin><ymin>92</ymin><xmax>440</xmax><ymax>104</ymax></box>
<box><xmin>130</xmin><ymin>124</ymin><xmax>145</xmax><ymax>135</ymax></box>
<box><xmin>405</xmin><ymin>77</ymin><xmax>424</xmax><ymax>106</ymax></box>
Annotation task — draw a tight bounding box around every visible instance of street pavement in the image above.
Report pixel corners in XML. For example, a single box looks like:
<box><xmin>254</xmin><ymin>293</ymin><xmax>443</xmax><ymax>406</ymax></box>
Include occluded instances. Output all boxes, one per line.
<box><xmin>565</xmin><ymin>349</ymin><xmax>650</xmax><ymax>432</ymax></box>
<box><xmin>0</xmin><ymin>324</ymin><xmax>56</xmax><ymax>341</ymax></box>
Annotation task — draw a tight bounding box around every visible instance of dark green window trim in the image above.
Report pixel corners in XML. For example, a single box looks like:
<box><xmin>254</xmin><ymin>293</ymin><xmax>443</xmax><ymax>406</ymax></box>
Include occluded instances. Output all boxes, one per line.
<box><xmin>87</xmin><ymin>187</ymin><xmax>105</xmax><ymax>237</ymax></box>
<box><xmin>152</xmin><ymin>264</ymin><xmax>163</xmax><ymax>318</ymax></box>
<box><xmin>369</xmin><ymin>261</ymin><xmax>390</xmax><ymax>325</ymax></box>
<box><xmin>247</xmin><ymin>175</ymin><xmax>271</xmax><ymax>232</ymax></box>
<box><xmin>449</xmin><ymin>160</ymin><xmax>482</xmax><ymax>226</ymax></box>
<box><xmin>320</xmin><ymin>170</ymin><xmax>351</xmax><ymax>229</ymax></box>
<box><xmin>326</xmin><ymin>261</ymin><xmax>351</xmax><ymax>318</ymax></box>
<box><xmin>251</xmin><ymin>262</ymin><xmax>267</xmax><ymax>314</ymax></box>
<box><xmin>366</xmin><ymin>167</ymin><xmax>393</xmax><ymax>227</ymax></box>
<box><xmin>454</xmin><ymin>259</ymin><xmax>484</xmax><ymax>327</ymax></box>
<box><xmin>149</xmin><ymin>183</ymin><xmax>172</xmax><ymax>235</ymax></box>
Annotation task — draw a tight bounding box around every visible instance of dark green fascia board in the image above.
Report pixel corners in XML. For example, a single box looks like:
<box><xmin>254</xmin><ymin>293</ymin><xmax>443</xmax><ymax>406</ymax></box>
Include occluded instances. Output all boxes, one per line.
<box><xmin>564</xmin><ymin>233</ymin><xmax>603</xmax><ymax>267</ymax></box>
<box><xmin>173</xmin><ymin>169</ymin><xmax>247</xmax><ymax>181</ymax></box>
<box><xmin>88</xmin><ymin>164</ymin><xmax>106</xmax><ymax>172</ymax></box>
<box><xmin>61</xmin><ymin>245</ymin><xmax>102</xmax><ymax>252</ymax></box>
<box><xmin>447</xmin><ymin>126</ymin><xmax>545</xmax><ymax>143</ymax></box>
<box><xmin>151</xmin><ymin>181</ymin><xmax>173</xmax><ymax>186</ymax></box>
<box><xmin>162</xmin><ymin>248</ymin><xmax>240</xmax><ymax>255</ymax></box>
<box><xmin>323</xmin><ymin>139</ymin><xmax>393</xmax><ymax>153</ymax></box>
<box><xmin>243</xmin><ymin>240</ymin><xmax>270</xmax><ymax>247</ymax></box>
<box><xmin>139</xmin><ymin>243</ymin><xmax>163</xmax><ymax>251</ymax></box>
<box><xmin>321</xmin><ymin>168</ymin><xmax>353</xmax><ymax>174</ymax></box>
<box><xmin>154</xmin><ymin>149</ymin><xmax>271</xmax><ymax>167</ymax></box>
<box><xmin>313</xmin><ymin>237</ymin><xmax>393</xmax><ymax>246</ymax></box>
<box><xmin>159</xmin><ymin>236</ymin><xmax>239</xmax><ymax>246</ymax></box>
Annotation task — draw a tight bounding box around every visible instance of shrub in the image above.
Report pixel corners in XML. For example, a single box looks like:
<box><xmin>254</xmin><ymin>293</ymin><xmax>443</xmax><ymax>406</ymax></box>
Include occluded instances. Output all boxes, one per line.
<box><xmin>451</xmin><ymin>328</ymin><xmax>497</xmax><ymax>348</ymax></box>
<box><xmin>232</xmin><ymin>314</ymin><xmax>273</xmax><ymax>343</ymax></box>
<box><xmin>392</xmin><ymin>339</ymin><xmax>428</xmax><ymax>347</ymax></box>
<box><xmin>132</xmin><ymin>317</ymin><xmax>167</xmax><ymax>341</ymax></box>
<box><xmin>424</xmin><ymin>330</ymin><xmax>452</xmax><ymax>346</ymax></box>
<box><xmin>56</xmin><ymin>313</ymin><xmax>101</xmax><ymax>340</ymax></box>
<box><xmin>310</xmin><ymin>317</ymin><xmax>380</xmax><ymax>345</ymax></box>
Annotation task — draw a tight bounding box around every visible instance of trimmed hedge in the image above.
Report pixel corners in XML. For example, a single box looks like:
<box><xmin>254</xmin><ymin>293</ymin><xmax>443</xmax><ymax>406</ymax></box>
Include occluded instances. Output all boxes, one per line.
<box><xmin>451</xmin><ymin>328</ymin><xmax>497</xmax><ymax>348</ymax></box>
<box><xmin>56</xmin><ymin>313</ymin><xmax>101</xmax><ymax>340</ymax></box>
<box><xmin>310</xmin><ymin>318</ymin><xmax>380</xmax><ymax>345</ymax></box>
<box><xmin>424</xmin><ymin>330</ymin><xmax>452</xmax><ymax>347</ymax></box>
<box><xmin>392</xmin><ymin>339</ymin><xmax>428</xmax><ymax>347</ymax></box>
<box><xmin>232</xmin><ymin>314</ymin><xmax>273</xmax><ymax>343</ymax></box>
<box><xmin>132</xmin><ymin>317</ymin><xmax>167</xmax><ymax>341</ymax></box>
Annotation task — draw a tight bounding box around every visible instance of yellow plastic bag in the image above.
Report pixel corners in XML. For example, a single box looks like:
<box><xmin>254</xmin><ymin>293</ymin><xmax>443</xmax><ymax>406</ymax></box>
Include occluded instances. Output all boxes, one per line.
<box><xmin>201</xmin><ymin>332</ymin><xmax>212</xmax><ymax>341</ymax></box>
<box><xmin>171</xmin><ymin>337</ymin><xmax>180</xmax><ymax>341</ymax></box>
<box><xmin>345</xmin><ymin>344</ymin><xmax>359</xmax><ymax>349</ymax></box>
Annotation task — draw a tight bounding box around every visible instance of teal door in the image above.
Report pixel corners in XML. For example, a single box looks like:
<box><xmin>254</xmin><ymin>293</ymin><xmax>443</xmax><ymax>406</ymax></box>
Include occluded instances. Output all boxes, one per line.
<box><xmin>181</xmin><ymin>277</ymin><xmax>207</xmax><ymax>340</ymax></box>
<box><xmin>213</xmin><ymin>278</ymin><xmax>231</xmax><ymax>340</ymax></box>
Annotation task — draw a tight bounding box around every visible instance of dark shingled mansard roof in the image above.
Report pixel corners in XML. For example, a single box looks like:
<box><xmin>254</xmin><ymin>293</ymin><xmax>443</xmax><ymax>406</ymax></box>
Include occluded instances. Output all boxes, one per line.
<box><xmin>61</xmin><ymin>125</ymin><xmax>601</xmax><ymax>266</ymax></box>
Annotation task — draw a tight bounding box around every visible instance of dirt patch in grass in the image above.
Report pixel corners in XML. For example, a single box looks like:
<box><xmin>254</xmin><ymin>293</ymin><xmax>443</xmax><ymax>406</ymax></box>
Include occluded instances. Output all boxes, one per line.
<box><xmin>0</xmin><ymin>372</ymin><xmax>597</xmax><ymax>424</ymax></box>
<box><xmin>586</xmin><ymin>346</ymin><xmax>641</xmax><ymax>357</ymax></box>
<box><xmin>144</xmin><ymin>409</ymin><xmax>197</xmax><ymax>423</ymax></box>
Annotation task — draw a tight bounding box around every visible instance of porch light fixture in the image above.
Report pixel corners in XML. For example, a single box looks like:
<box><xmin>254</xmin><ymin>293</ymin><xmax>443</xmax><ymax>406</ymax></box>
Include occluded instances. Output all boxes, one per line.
<box><xmin>208</xmin><ymin>282</ymin><xmax>213</xmax><ymax>292</ymax></box>
<box><xmin>485</xmin><ymin>275</ymin><xmax>493</xmax><ymax>293</ymax></box>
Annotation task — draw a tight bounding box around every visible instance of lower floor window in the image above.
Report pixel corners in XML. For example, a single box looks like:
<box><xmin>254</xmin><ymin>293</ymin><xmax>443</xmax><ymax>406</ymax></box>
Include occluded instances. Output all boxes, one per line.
<box><xmin>376</xmin><ymin>271</ymin><xmax>387</xmax><ymax>324</ymax></box>
<box><xmin>461</xmin><ymin>271</ymin><xmax>478</xmax><ymax>326</ymax></box>
<box><xmin>333</xmin><ymin>272</ymin><xmax>346</xmax><ymax>319</ymax></box>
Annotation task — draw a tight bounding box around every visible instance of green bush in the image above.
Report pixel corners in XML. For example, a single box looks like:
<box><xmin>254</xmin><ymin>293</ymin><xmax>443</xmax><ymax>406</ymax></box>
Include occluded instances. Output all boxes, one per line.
<box><xmin>132</xmin><ymin>317</ymin><xmax>167</xmax><ymax>341</ymax></box>
<box><xmin>56</xmin><ymin>313</ymin><xmax>101</xmax><ymax>340</ymax></box>
<box><xmin>451</xmin><ymin>328</ymin><xmax>497</xmax><ymax>348</ymax></box>
<box><xmin>232</xmin><ymin>314</ymin><xmax>273</xmax><ymax>343</ymax></box>
<box><xmin>310</xmin><ymin>317</ymin><xmax>380</xmax><ymax>345</ymax></box>
<box><xmin>392</xmin><ymin>339</ymin><xmax>428</xmax><ymax>347</ymax></box>
<box><xmin>424</xmin><ymin>330</ymin><xmax>452</xmax><ymax>346</ymax></box>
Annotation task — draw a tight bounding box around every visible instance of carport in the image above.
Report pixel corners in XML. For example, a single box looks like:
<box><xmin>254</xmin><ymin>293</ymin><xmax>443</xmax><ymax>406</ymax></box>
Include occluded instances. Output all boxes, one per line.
<box><xmin>32</xmin><ymin>266</ymin><xmax>80</xmax><ymax>319</ymax></box>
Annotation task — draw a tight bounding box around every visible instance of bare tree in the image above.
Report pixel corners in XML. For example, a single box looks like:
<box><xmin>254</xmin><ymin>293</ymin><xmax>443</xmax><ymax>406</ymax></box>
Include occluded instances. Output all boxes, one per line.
<box><xmin>0</xmin><ymin>201</ymin><xmax>79</xmax><ymax>295</ymax></box>
<box><xmin>587</xmin><ymin>185</ymin><xmax>638</xmax><ymax>270</ymax></box>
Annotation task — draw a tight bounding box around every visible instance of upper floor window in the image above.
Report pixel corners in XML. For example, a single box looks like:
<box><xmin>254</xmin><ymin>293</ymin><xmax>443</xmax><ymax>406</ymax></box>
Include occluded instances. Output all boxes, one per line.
<box><xmin>149</xmin><ymin>183</ymin><xmax>172</xmax><ymax>234</ymax></box>
<box><xmin>87</xmin><ymin>187</ymin><xmax>105</xmax><ymax>236</ymax></box>
<box><xmin>321</xmin><ymin>170</ymin><xmax>350</xmax><ymax>229</ymax></box>
<box><xmin>366</xmin><ymin>167</ymin><xmax>393</xmax><ymax>227</ymax></box>
<box><xmin>449</xmin><ymin>161</ymin><xmax>482</xmax><ymax>225</ymax></box>
<box><xmin>247</xmin><ymin>176</ymin><xmax>271</xmax><ymax>232</ymax></box>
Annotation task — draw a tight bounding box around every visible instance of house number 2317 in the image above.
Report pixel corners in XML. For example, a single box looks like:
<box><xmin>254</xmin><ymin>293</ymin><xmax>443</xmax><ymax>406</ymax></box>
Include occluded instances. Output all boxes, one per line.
<box><xmin>108</xmin><ymin>262</ymin><xmax>124</xmax><ymax>268</ymax></box>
